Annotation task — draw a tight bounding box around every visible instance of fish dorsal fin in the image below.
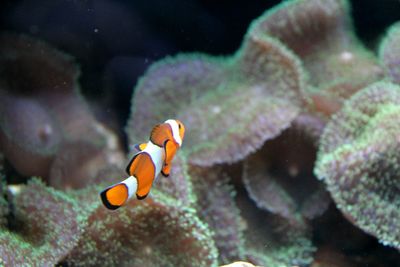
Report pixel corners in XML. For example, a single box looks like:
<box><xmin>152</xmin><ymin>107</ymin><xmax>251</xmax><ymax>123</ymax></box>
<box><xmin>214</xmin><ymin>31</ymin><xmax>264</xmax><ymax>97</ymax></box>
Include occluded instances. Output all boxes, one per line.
<box><xmin>134</xmin><ymin>143</ymin><xmax>147</xmax><ymax>151</ymax></box>
<box><xmin>149</xmin><ymin>123</ymin><xmax>172</xmax><ymax>147</ymax></box>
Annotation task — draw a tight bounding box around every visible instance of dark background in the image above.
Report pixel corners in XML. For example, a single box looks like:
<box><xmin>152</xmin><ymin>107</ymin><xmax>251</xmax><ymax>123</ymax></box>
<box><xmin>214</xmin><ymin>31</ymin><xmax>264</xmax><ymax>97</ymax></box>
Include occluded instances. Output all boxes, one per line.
<box><xmin>1</xmin><ymin>0</ymin><xmax>399</xmax><ymax>133</ymax></box>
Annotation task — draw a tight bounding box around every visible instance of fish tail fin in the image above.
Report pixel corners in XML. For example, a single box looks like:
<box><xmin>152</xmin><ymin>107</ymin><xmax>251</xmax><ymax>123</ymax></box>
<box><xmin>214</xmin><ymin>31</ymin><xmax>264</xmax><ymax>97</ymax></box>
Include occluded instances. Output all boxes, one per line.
<box><xmin>100</xmin><ymin>176</ymin><xmax>138</xmax><ymax>210</ymax></box>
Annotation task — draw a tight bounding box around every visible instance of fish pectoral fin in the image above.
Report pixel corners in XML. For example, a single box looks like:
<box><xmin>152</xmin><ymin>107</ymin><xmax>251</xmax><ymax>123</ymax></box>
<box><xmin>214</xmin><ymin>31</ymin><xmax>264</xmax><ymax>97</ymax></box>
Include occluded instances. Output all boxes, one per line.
<box><xmin>162</xmin><ymin>139</ymin><xmax>177</xmax><ymax>177</ymax></box>
<box><xmin>136</xmin><ymin>193</ymin><xmax>149</xmax><ymax>200</ymax></box>
<box><xmin>125</xmin><ymin>152</ymin><xmax>142</xmax><ymax>175</ymax></box>
<box><xmin>100</xmin><ymin>183</ymin><xmax>129</xmax><ymax>210</ymax></box>
<box><xmin>161</xmin><ymin>164</ymin><xmax>171</xmax><ymax>177</ymax></box>
<box><xmin>136</xmin><ymin>187</ymin><xmax>151</xmax><ymax>200</ymax></box>
<box><xmin>136</xmin><ymin>180</ymin><xmax>153</xmax><ymax>200</ymax></box>
<box><xmin>134</xmin><ymin>142</ymin><xmax>147</xmax><ymax>151</ymax></box>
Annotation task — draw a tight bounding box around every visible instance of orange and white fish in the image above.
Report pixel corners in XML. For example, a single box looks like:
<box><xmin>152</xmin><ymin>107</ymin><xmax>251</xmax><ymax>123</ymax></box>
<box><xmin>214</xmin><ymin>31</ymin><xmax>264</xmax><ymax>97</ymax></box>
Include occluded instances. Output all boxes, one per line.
<box><xmin>100</xmin><ymin>119</ymin><xmax>185</xmax><ymax>210</ymax></box>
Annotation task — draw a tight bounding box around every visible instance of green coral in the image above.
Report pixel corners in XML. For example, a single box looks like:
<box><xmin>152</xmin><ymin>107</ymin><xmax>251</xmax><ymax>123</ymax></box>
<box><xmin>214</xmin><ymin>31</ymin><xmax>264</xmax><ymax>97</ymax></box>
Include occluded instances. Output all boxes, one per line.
<box><xmin>0</xmin><ymin>179</ymin><xmax>86</xmax><ymax>266</ymax></box>
<box><xmin>315</xmin><ymin>81</ymin><xmax>400</xmax><ymax>249</ymax></box>
<box><xmin>189</xmin><ymin>165</ymin><xmax>244</xmax><ymax>264</ymax></box>
<box><xmin>2</xmin><ymin>0</ymin><xmax>400</xmax><ymax>265</ymax></box>
<box><xmin>380</xmin><ymin>22</ymin><xmax>400</xmax><ymax>84</ymax></box>
<box><xmin>249</xmin><ymin>0</ymin><xmax>382</xmax><ymax>117</ymax></box>
<box><xmin>156</xmin><ymin>154</ymin><xmax>196</xmax><ymax>206</ymax></box>
<box><xmin>66</xmin><ymin>188</ymin><xmax>218</xmax><ymax>267</ymax></box>
<box><xmin>0</xmin><ymin>174</ymin><xmax>8</xmax><ymax>227</ymax></box>
<box><xmin>243</xmin><ymin>127</ymin><xmax>330</xmax><ymax>221</ymax></box>
<box><xmin>0</xmin><ymin>34</ymin><xmax>123</xmax><ymax>180</ymax></box>
<box><xmin>237</xmin><ymin>191</ymin><xmax>316</xmax><ymax>267</ymax></box>
<box><xmin>127</xmin><ymin>23</ymin><xmax>306</xmax><ymax>167</ymax></box>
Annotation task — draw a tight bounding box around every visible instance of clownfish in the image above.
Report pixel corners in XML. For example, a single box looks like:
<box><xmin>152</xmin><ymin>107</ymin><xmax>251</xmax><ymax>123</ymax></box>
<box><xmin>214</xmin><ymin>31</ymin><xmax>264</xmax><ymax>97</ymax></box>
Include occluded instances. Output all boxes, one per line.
<box><xmin>100</xmin><ymin>119</ymin><xmax>185</xmax><ymax>210</ymax></box>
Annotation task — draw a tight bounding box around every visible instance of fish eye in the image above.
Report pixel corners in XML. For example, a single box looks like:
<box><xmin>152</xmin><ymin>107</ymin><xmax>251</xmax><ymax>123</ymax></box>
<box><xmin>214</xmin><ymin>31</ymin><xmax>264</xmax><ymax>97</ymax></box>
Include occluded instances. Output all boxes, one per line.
<box><xmin>178</xmin><ymin>123</ymin><xmax>181</xmax><ymax>129</ymax></box>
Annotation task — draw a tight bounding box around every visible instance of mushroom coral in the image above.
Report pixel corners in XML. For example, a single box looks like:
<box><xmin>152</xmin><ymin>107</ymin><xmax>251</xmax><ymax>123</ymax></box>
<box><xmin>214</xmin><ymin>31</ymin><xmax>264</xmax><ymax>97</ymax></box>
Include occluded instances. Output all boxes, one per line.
<box><xmin>315</xmin><ymin>81</ymin><xmax>400</xmax><ymax>249</ymax></box>
<box><xmin>189</xmin><ymin>165</ymin><xmax>244</xmax><ymax>264</ymax></box>
<box><xmin>249</xmin><ymin>0</ymin><xmax>383</xmax><ymax>117</ymax></box>
<box><xmin>127</xmin><ymin>30</ymin><xmax>306</xmax><ymax>167</ymax></box>
<box><xmin>65</xmin><ymin>188</ymin><xmax>218</xmax><ymax>267</ymax></box>
<box><xmin>156</xmin><ymin>154</ymin><xmax>195</xmax><ymax>206</ymax></box>
<box><xmin>380</xmin><ymin>22</ymin><xmax>400</xmax><ymax>85</ymax></box>
<box><xmin>236</xmin><ymin>190</ymin><xmax>315</xmax><ymax>267</ymax></box>
<box><xmin>243</xmin><ymin>125</ymin><xmax>330</xmax><ymax>221</ymax></box>
<box><xmin>0</xmin><ymin>179</ymin><xmax>85</xmax><ymax>266</ymax></box>
<box><xmin>0</xmin><ymin>175</ymin><xmax>8</xmax><ymax>228</ymax></box>
<box><xmin>0</xmin><ymin>34</ymin><xmax>123</xmax><ymax>181</ymax></box>
<box><xmin>1</xmin><ymin>0</ymin><xmax>400</xmax><ymax>265</ymax></box>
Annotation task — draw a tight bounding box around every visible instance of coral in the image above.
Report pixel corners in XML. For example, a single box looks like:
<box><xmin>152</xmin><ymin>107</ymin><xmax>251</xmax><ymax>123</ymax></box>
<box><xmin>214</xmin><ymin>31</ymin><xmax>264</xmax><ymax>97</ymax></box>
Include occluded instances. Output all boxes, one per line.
<box><xmin>1</xmin><ymin>0</ymin><xmax>400</xmax><ymax>265</ymax></box>
<box><xmin>380</xmin><ymin>22</ymin><xmax>400</xmax><ymax>84</ymax></box>
<box><xmin>310</xmin><ymin>247</ymin><xmax>355</xmax><ymax>267</ymax></box>
<box><xmin>48</xmin><ymin>141</ymin><xmax>118</xmax><ymax>190</ymax></box>
<box><xmin>291</xmin><ymin>113</ymin><xmax>327</xmax><ymax>145</ymax></box>
<box><xmin>0</xmin><ymin>154</ymin><xmax>8</xmax><ymax>227</ymax></box>
<box><xmin>243</xmin><ymin>126</ymin><xmax>330</xmax><ymax>220</ymax></box>
<box><xmin>0</xmin><ymin>34</ymin><xmax>123</xmax><ymax>179</ymax></box>
<box><xmin>312</xmin><ymin>205</ymin><xmax>400</xmax><ymax>266</ymax></box>
<box><xmin>250</xmin><ymin>0</ymin><xmax>383</xmax><ymax>117</ymax></box>
<box><xmin>0</xmin><ymin>179</ymin><xmax>85</xmax><ymax>266</ymax></box>
<box><xmin>315</xmin><ymin>81</ymin><xmax>400</xmax><ymax>249</ymax></box>
<box><xmin>189</xmin><ymin>165</ymin><xmax>244</xmax><ymax>264</ymax></box>
<box><xmin>0</xmin><ymin>90</ymin><xmax>62</xmax><ymax>177</ymax></box>
<box><xmin>66</xmin><ymin>188</ymin><xmax>218</xmax><ymax>267</ymax></box>
<box><xmin>236</xmin><ymin>190</ymin><xmax>316</xmax><ymax>267</ymax></box>
<box><xmin>0</xmin><ymin>177</ymin><xmax>8</xmax><ymax>228</ymax></box>
<box><xmin>127</xmin><ymin>29</ymin><xmax>307</xmax><ymax>166</ymax></box>
<box><xmin>156</xmin><ymin>154</ymin><xmax>195</xmax><ymax>206</ymax></box>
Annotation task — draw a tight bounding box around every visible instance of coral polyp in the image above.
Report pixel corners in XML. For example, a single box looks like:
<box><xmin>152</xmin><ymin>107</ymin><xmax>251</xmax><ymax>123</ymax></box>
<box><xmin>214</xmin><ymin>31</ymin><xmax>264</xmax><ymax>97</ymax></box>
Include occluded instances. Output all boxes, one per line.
<box><xmin>0</xmin><ymin>179</ymin><xmax>84</xmax><ymax>266</ymax></box>
<box><xmin>250</xmin><ymin>0</ymin><xmax>383</xmax><ymax>116</ymax></box>
<box><xmin>243</xmin><ymin>127</ymin><xmax>330</xmax><ymax>220</ymax></box>
<box><xmin>0</xmin><ymin>34</ymin><xmax>123</xmax><ymax>180</ymax></box>
<box><xmin>127</xmin><ymin>30</ymin><xmax>306</xmax><ymax>167</ymax></box>
<box><xmin>380</xmin><ymin>22</ymin><xmax>400</xmax><ymax>85</ymax></box>
<box><xmin>66</xmin><ymin>189</ymin><xmax>218</xmax><ymax>267</ymax></box>
<box><xmin>0</xmin><ymin>0</ymin><xmax>399</xmax><ymax>265</ymax></box>
<box><xmin>315</xmin><ymin>81</ymin><xmax>400</xmax><ymax>249</ymax></box>
<box><xmin>189</xmin><ymin>165</ymin><xmax>244</xmax><ymax>264</ymax></box>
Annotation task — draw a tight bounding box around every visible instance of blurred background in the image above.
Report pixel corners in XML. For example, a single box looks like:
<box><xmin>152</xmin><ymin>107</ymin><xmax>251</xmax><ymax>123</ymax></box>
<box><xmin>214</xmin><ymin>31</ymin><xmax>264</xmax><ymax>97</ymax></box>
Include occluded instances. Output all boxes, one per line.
<box><xmin>1</xmin><ymin>0</ymin><xmax>399</xmax><ymax>144</ymax></box>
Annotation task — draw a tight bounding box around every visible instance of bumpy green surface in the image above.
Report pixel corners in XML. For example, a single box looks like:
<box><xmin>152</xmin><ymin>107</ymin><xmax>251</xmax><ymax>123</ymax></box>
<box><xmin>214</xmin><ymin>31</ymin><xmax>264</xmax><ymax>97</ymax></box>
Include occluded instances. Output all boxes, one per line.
<box><xmin>49</xmin><ymin>141</ymin><xmax>113</xmax><ymax>190</ymax></box>
<box><xmin>243</xmin><ymin>128</ymin><xmax>330</xmax><ymax>220</ymax></box>
<box><xmin>156</xmin><ymin>154</ymin><xmax>196</xmax><ymax>206</ymax></box>
<box><xmin>127</xmin><ymin>27</ymin><xmax>306</xmax><ymax>167</ymax></box>
<box><xmin>0</xmin><ymin>155</ymin><xmax>7</xmax><ymax>227</ymax></box>
<box><xmin>249</xmin><ymin>0</ymin><xmax>382</xmax><ymax>116</ymax></box>
<box><xmin>0</xmin><ymin>34</ymin><xmax>120</xmax><ymax>179</ymax></box>
<box><xmin>380</xmin><ymin>22</ymin><xmax>400</xmax><ymax>85</ymax></box>
<box><xmin>0</xmin><ymin>174</ymin><xmax>8</xmax><ymax>228</ymax></box>
<box><xmin>0</xmin><ymin>179</ymin><xmax>85</xmax><ymax>266</ymax></box>
<box><xmin>315</xmin><ymin>81</ymin><xmax>400</xmax><ymax>249</ymax></box>
<box><xmin>237</xmin><ymin>192</ymin><xmax>316</xmax><ymax>267</ymax></box>
<box><xmin>190</xmin><ymin>165</ymin><xmax>244</xmax><ymax>264</ymax></box>
<box><xmin>67</xmin><ymin>189</ymin><xmax>218</xmax><ymax>267</ymax></box>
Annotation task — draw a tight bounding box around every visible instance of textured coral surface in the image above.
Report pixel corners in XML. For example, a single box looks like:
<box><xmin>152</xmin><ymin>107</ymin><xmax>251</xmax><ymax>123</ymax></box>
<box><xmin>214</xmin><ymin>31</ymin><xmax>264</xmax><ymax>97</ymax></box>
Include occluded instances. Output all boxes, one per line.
<box><xmin>315</xmin><ymin>81</ymin><xmax>400</xmax><ymax>249</ymax></box>
<box><xmin>0</xmin><ymin>0</ymin><xmax>400</xmax><ymax>266</ymax></box>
